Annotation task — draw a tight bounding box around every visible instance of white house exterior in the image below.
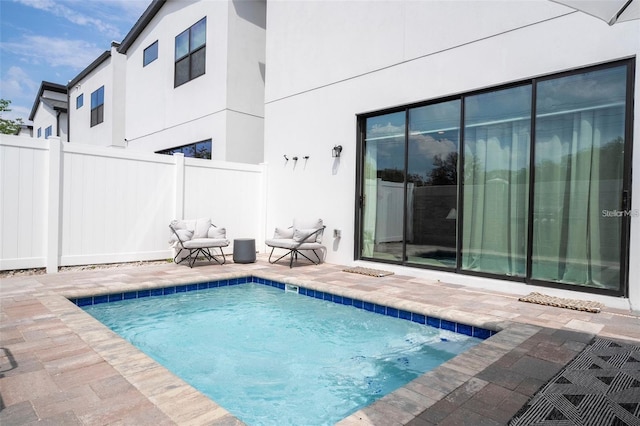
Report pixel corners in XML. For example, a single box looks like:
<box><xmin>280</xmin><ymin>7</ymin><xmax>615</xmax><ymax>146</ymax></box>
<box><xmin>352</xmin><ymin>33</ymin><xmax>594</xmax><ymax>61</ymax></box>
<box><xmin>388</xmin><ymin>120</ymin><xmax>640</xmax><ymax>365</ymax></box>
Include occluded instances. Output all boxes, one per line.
<box><xmin>263</xmin><ymin>0</ymin><xmax>640</xmax><ymax>308</ymax></box>
<box><xmin>66</xmin><ymin>0</ymin><xmax>266</xmax><ymax>164</ymax></box>
<box><xmin>29</xmin><ymin>81</ymin><xmax>68</xmax><ymax>142</ymax></box>
<box><xmin>68</xmin><ymin>44</ymin><xmax>126</xmax><ymax>148</ymax></box>
<box><xmin>9</xmin><ymin>0</ymin><xmax>639</xmax><ymax>309</ymax></box>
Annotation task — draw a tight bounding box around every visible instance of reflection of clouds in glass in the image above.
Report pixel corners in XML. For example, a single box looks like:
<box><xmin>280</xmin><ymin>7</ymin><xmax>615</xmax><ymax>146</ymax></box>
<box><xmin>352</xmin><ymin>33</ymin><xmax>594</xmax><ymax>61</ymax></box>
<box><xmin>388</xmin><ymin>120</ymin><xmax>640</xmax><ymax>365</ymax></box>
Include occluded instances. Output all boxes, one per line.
<box><xmin>410</xmin><ymin>100</ymin><xmax>460</xmax><ymax>132</ymax></box>
<box><xmin>465</xmin><ymin>85</ymin><xmax>531</xmax><ymax>128</ymax></box>
<box><xmin>466</xmin><ymin>125</ymin><xmax>530</xmax><ymax>173</ymax></box>
<box><xmin>468</xmin><ymin>138</ymin><xmax>523</xmax><ymax>172</ymax></box>
<box><xmin>408</xmin><ymin>134</ymin><xmax>457</xmax><ymax>177</ymax></box>
<box><xmin>368</xmin><ymin>122</ymin><xmax>404</xmax><ymax>139</ymax></box>
<box><xmin>366</xmin><ymin>111</ymin><xmax>405</xmax><ymax>140</ymax></box>
<box><xmin>537</xmin><ymin>66</ymin><xmax>626</xmax><ymax>114</ymax></box>
<box><xmin>411</xmin><ymin>133</ymin><xmax>457</xmax><ymax>160</ymax></box>
<box><xmin>534</xmin><ymin>135</ymin><xmax>568</xmax><ymax>165</ymax></box>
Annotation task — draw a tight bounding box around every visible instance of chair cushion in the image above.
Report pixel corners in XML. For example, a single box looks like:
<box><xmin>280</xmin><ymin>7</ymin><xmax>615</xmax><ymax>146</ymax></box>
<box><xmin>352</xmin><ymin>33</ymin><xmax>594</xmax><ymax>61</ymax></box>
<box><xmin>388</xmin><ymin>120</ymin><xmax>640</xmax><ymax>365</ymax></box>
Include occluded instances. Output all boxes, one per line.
<box><xmin>171</xmin><ymin>219</ymin><xmax>187</xmax><ymax>229</ymax></box>
<box><xmin>265</xmin><ymin>238</ymin><xmax>322</xmax><ymax>250</ymax></box>
<box><xmin>293</xmin><ymin>218</ymin><xmax>323</xmax><ymax>242</ymax></box>
<box><xmin>293</xmin><ymin>228</ymin><xmax>317</xmax><ymax>243</ymax></box>
<box><xmin>273</xmin><ymin>227</ymin><xmax>294</xmax><ymax>239</ymax></box>
<box><xmin>265</xmin><ymin>238</ymin><xmax>298</xmax><ymax>249</ymax></box>
<box><xmin>169</xmin><ymin>229</ymin><xmax>194</xmax><ymax>244</ymax></box>
<box><xmin>183</xmin><ymin>238</ymin><xmax>229</xmax><ymax>249</ymax></box>
<box><xmin>208</xmin><ymin>226</ymin><xmax>226</xmax><ymax>239</ymax></box>
<box><xmin>194</xmin><ymin>218</ymin><xmax>212</xmax><ymax>238</ymax></box>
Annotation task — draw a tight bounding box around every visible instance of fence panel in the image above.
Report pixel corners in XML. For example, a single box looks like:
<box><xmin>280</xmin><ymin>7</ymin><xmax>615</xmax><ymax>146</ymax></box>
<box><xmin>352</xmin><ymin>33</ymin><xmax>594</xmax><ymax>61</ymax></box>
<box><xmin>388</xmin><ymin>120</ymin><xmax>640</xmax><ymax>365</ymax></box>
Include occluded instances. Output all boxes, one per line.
<box><xmin>60</xmin><ymin>145</ymin><xmax>177</xmax><ymax>266</ymax></box>
<box><xmin>183</xmin><ymin>158</ymin><xmax>264</xmax><ymax>247</ymax></box>
<box><xmin>0</xmin><ymin>137</ymin><xmax>49</xmax><ymax>269</ymax></box>
<box><xmin>0</xmin><ymin>136</ymin><xmax>265</xmax><ymax>271</ymax></box>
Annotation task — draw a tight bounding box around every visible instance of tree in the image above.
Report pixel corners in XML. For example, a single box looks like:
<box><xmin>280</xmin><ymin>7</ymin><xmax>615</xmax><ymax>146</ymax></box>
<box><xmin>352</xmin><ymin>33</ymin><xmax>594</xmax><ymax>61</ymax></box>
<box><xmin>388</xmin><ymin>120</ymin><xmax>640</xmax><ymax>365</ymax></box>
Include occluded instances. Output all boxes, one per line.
<box><xmin>0</xmin><ymin>99</ymin><xmax>24</xmax><ymax>135</ymax></box>
<box><xmin>428</xmin><ymin>152</ymin><xmax>458</xmax><ymax>185</ymax></box>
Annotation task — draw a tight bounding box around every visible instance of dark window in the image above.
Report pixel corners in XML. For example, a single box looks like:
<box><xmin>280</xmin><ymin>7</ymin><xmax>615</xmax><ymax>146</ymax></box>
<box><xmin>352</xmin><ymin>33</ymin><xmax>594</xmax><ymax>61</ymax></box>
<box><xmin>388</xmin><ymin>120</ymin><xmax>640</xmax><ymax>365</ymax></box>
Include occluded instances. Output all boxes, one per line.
<box><xmin>37</xmin><ymin>127</ymin><xmax>42</xmax><ymax>138</ymax></box>
<box><xmin>357</xmin><ymin>60</ymin><xmax>633</xmax><ymax>296</ymax></box>
<box><xmin>76</xmin><ymin>93</ymin><xmax>83</xmax><ymax>109</ymax></box>
<box><xmin>90</xmin><ymin>86</ymin><xmax>104</xmax><ymax>127</ymax></box>
<box><xmin>174</xmin><ymin>17</ymin><xmax>206</xmax><ymax>87</ymax></box>
<box><xmin>156</xmin><ymin>139</ymin><xmax>212</xmax><ymax>159</ymax></box>
<box><xmin>45</xmin><ymin>125</ymin><xmax>52</xmax><ymax>139</ymax></box>
<box><xmin>143</xmin><ymin>40</ymin><xmax>158</xmax><ymax>66</ymax></box>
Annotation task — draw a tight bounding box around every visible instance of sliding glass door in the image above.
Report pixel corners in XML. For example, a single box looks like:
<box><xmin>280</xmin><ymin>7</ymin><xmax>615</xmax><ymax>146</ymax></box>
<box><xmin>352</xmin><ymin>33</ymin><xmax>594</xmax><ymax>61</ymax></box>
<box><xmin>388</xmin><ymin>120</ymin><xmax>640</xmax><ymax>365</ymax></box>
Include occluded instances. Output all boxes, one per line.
<box><xmin>362</xmin><ymin>112</ymin><xmax>406</xmax><ymax>261</ymax></box>
<box><xmin>531</xmin><ymin>66</ymin><xmax>628</xmax><ymax>290</ymax></box>
<box><xmin>462</xmin><ymin>85</ymin><xmax>531</xmax><ymax>277</ymax></box>
<box><xmin>406</xmin><ymin>100</ymin><xmax>461</xmax><ymax>268</ymax></box>
<box><xmin>357</xmin><ymin>59</ymin><xmax>632</xmax><ymax>295</ymax></box>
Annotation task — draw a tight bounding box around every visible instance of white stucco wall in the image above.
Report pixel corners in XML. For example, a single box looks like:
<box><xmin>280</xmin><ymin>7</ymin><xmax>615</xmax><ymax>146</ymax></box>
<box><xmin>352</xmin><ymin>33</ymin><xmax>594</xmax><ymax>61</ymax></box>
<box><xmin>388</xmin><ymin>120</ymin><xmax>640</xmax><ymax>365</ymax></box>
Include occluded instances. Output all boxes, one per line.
<box><xmin>225</xmin><ymin>0</ymin><xmax>266</xmax><ymax>164</ymax></box>
<box><xmin>32</xmin><ymin>89</ymin><xmax>67</xmax><ymax>142</ymax></box>
<box><xmin>264</xmin><ymin>0</ymin><xmax>640</xmax><ymax>308</ymax></box>
<box><xmin>122</xmin><ymin>0</ymin><xmax>265</xmax><ymax>163</ymax></box>
<box><xmin>68</xmin><ymin>49</ymin><xmax>118</xmax><ymax>147</ymax></box>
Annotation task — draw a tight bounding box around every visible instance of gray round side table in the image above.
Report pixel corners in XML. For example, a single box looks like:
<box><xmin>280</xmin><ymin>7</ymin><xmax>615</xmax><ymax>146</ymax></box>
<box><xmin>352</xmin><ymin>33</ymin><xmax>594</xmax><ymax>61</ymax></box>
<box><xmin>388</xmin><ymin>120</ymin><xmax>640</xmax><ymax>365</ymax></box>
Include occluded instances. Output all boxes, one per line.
<box><xmin>233</xmin><ymin>238</ymin><xmax>256</xmax><ymax>263</ymax></box>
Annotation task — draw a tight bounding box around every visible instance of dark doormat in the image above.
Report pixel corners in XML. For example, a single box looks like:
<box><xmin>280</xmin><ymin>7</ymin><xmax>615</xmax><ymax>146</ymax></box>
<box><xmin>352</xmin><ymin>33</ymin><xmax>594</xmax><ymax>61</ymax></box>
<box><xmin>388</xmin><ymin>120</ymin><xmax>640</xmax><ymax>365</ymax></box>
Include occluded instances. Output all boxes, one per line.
<box><xmin>510</xmin><ymin>338</ymin><xmax>640</xmax><ymax>426</ymax></box>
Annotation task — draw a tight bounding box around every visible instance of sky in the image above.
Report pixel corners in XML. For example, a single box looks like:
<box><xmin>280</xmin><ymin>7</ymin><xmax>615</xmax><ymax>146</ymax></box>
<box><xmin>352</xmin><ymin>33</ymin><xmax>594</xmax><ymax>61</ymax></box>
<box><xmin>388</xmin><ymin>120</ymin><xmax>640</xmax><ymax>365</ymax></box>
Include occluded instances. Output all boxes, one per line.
<box><xmin>0</xmin><ymin>0</ymin><xmax>152</xmax><ymax>123</ymax></box>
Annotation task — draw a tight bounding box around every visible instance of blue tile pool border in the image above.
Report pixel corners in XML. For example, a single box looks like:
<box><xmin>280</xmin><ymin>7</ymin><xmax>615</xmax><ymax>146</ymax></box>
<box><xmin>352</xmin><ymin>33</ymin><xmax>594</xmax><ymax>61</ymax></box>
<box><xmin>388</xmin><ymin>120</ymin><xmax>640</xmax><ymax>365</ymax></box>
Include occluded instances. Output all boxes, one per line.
<box><xmin>69</xmin><ymin>276</ymin><xmax>495</xmax><ymax>340</ymax></box>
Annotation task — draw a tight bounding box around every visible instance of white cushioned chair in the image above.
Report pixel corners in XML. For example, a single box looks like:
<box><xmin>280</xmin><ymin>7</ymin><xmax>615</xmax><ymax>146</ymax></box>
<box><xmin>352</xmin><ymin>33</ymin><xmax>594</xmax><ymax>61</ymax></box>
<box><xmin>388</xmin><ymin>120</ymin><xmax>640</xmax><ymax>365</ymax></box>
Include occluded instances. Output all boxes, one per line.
<box><xmin>265</xmin><ymin>218</ymin><xmax>326</xmax><ymax>267</ymax></box>
<box><xmin>169</xmin><ymin>218</ymin><xmax>229</xmax><ymax>267</ymax></box>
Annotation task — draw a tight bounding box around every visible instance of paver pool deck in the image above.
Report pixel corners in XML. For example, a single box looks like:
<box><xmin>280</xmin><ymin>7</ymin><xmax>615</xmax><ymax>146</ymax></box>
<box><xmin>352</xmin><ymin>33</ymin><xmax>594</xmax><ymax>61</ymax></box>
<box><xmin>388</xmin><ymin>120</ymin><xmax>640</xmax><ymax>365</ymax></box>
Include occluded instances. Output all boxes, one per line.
<box><xmin>1</xmin><ymin>256</ymin><xmax>639</xmax><ymax>425</ymax></box>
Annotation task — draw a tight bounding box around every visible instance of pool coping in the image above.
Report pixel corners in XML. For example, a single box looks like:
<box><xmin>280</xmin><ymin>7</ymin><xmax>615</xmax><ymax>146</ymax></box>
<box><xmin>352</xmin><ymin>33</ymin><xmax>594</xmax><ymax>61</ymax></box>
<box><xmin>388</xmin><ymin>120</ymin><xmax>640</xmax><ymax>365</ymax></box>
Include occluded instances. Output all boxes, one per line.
<box><xmin>69</xmin><ymin>275</ymin><xmax>497</xmax><ymax>340</ymax></box>
<box><xmin>49</xmin><ymin>270</ymin><xmax>542</xmax><ymax>425</ymax></box>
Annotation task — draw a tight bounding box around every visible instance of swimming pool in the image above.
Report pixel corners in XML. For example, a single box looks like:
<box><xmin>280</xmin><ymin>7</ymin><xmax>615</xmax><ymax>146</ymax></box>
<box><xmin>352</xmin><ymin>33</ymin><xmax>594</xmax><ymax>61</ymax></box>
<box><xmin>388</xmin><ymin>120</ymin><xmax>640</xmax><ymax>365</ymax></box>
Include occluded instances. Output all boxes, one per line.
<box><xmin>78</xmin><ymin>278</ymin><xmax>488</xmax><ymax>425</ymax></box>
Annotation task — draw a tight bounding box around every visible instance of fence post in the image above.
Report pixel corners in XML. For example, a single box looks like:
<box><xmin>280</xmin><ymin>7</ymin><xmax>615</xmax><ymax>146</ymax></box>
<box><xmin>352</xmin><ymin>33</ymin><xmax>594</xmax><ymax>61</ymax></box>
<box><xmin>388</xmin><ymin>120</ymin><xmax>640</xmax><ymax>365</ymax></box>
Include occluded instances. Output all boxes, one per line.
<box><xmin>174</xmin><ymin>153</ymin><xmax>185</xmax><ymax>219</ymax></box>
<box><xmin>258</xmin><ymin>162</ymin><xmax>268</xmax><ymax>252</ymax></box>
<box><xmin>46</xmin><ymin>138</ymin><xmax>62</xmax><ymax>273</ymax></box>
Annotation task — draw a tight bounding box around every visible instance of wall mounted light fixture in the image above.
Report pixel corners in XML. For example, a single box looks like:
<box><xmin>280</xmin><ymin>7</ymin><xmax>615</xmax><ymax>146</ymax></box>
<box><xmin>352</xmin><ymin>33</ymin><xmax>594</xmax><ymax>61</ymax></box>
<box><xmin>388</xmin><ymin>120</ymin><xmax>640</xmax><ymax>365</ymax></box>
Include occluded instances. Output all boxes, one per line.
<box><xmin>292</xmin><ymin>156</ymin><xmax>298</xmax><ymax>161</ymax></box>
<box><xmin>332</xmin><ymin>145</ymin><xmax>343</xmax><ymax>158</ymax></box>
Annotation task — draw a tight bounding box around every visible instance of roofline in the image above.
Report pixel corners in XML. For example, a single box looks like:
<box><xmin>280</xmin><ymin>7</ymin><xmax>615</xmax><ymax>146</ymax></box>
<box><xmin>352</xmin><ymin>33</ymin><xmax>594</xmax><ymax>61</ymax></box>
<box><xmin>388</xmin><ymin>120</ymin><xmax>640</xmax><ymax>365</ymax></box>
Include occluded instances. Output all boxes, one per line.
<box><xmin>118</xmin><ymin>0</ymin><xmax>167</xmax><ymax>54</ymax></box>
<box><xmin>28</xmin><ymin>81</ymin><xmax>68</xmax><ymax>121</ymax></box>
<box><xmin>67</xmin><ymin>50</ymin><xmax>112</xmax><ymax>88</ymax></box>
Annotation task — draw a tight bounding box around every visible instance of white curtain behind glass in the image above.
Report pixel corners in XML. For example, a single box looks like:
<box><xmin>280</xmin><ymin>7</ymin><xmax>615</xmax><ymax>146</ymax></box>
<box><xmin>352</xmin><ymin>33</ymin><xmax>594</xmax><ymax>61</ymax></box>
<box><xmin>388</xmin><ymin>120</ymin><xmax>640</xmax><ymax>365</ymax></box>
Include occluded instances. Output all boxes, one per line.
<box><xmin>362</xmin><ymin>147</ymin><xmax>377</xmax><ymax>257</ymax></box>
<box><xmin>463</xmin><ymin>121</ymin><xmax>530</xmax><ymax>276</ymax></box>
<box><xmin>532</xmin><ymin>107</ymin><xmax>624</xmax><ymax>288</ymax></box>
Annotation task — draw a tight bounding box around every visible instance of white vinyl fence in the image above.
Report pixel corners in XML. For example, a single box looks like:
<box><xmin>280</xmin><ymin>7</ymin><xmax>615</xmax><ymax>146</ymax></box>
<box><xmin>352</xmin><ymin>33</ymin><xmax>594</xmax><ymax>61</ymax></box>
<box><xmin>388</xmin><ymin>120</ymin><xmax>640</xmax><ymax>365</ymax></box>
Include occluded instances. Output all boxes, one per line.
<box><xmin>0</xmin><ymin>135</ymin><xmax>265</xmax><ymax>272</ymax></box>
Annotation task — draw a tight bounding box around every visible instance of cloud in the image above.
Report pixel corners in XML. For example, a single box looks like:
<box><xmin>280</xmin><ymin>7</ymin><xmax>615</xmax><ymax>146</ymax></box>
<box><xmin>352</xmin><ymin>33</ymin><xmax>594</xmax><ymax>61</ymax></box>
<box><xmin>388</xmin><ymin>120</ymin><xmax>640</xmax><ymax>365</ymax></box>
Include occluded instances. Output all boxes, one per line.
<box><xmin>1</xmin><ymin>103</ymin><xmax>32</xmax><ymax>123</ymax></box>
<box><xmin>15</xmin><ymin>0</ymin><xmax>123</xmax><ymax>38</ymax></box>
<box><xmin>0</xmin><ymin>66</ymin><xmax>38</xmax><ymax>101</ymax></box>
<box><xmin>1</xmin><ymin>35</ymin><xmax>104</xmax><ymax>71</ymax></box>
<box><xmin>0</xmin><ymin>67</ymin><xmax>38</xmax><ymax>122</ymax></box>
<box><xmin>411</xmin><ymin>133</ymin><xmax>457</xmax><ymax>161</ymax></box>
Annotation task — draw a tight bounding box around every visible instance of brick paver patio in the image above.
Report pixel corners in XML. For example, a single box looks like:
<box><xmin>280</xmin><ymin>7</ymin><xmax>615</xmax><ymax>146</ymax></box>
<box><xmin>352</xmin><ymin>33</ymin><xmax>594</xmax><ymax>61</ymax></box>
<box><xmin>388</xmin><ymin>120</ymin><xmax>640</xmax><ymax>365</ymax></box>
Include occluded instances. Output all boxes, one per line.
<box><xmin>1</xmin><ymin>256</ymin><xmax>638</xmax><ymax>425</ymax></box>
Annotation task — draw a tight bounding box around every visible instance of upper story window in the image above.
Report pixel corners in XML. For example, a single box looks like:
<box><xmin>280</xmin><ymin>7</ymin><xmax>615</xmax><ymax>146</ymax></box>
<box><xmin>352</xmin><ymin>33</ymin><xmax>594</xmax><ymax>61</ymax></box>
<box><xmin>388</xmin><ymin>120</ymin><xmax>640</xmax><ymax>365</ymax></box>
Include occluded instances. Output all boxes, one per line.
<box><xmin>174</xmin><ymin>17</ymin><xmax>206</xmax><ymax>87</ymax></box>
<box><xmin>144</xmin><ymin>40</ymin><xmax>158</xmax><ymax>66</ymax></box>
<box><xmin>90</xmin><ymin>86</ymin><xmax>104</xmax><ymax>127</ymax></box>
<box><xmin>45</xmin><ymin>125</ymin><xmax>52</xmax><ymax>139</ymax></box>
<box><xmin>37</xmin><ymin>127</ymin><xmax>42</xmax><ymax>138</ymax></box>
<box><xmin>76</xmin><ymin>93</ymin><xmax>83</xmax><ymax>109</ymax></box>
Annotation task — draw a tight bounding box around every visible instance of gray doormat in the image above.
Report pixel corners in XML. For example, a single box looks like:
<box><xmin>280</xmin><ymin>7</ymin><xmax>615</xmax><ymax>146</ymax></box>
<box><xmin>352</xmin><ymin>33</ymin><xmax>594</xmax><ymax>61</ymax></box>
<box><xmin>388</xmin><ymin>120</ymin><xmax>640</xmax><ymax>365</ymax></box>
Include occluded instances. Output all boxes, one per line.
<box><xmin>510</xmin><ymin>338</ymin><xmax>640</xmax><ymax>426</ymax></box>
<box><xmin>519</xmin><ymin>292</ymin><xmax>604</xmax><ymax>313</ymax></box>
<box><xmin>343</xmin><ymin>266</ymin><xmax>394</xmax><ymax>277</ymax></box>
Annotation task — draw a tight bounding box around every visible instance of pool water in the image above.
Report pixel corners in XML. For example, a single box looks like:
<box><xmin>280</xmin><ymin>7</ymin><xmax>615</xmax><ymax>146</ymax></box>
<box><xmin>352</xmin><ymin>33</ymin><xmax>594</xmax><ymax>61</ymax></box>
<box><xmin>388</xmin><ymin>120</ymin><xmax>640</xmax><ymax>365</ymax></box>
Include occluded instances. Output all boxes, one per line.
<box><xmin>83</xmin><ymin>283</ymin><xmax>481</xmax><ymax>425</ymax></box>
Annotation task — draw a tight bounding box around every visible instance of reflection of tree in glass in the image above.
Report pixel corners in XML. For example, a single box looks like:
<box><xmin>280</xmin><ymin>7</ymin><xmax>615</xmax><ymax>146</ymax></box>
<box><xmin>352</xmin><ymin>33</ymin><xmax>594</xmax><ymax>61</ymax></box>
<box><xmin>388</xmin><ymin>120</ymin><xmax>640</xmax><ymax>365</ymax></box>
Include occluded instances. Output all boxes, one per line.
<box><xmin>194</xmin><ymin>142</ymin><xmax>211</xmax><ymax>159</ymax></box>
<box><xmin>377</xmin><ymin>168</ymin><xmax>405</xmax><ymax>183</ymax></box>
<box><xmin>535</xmin><ymin>137</ymin><xmax>624</xmax><ymax>182</ymax></box>
<box><xmin>428</xmin><ymin>152</ymin><xmax>457</xmax><ymax>185</ymax></box>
